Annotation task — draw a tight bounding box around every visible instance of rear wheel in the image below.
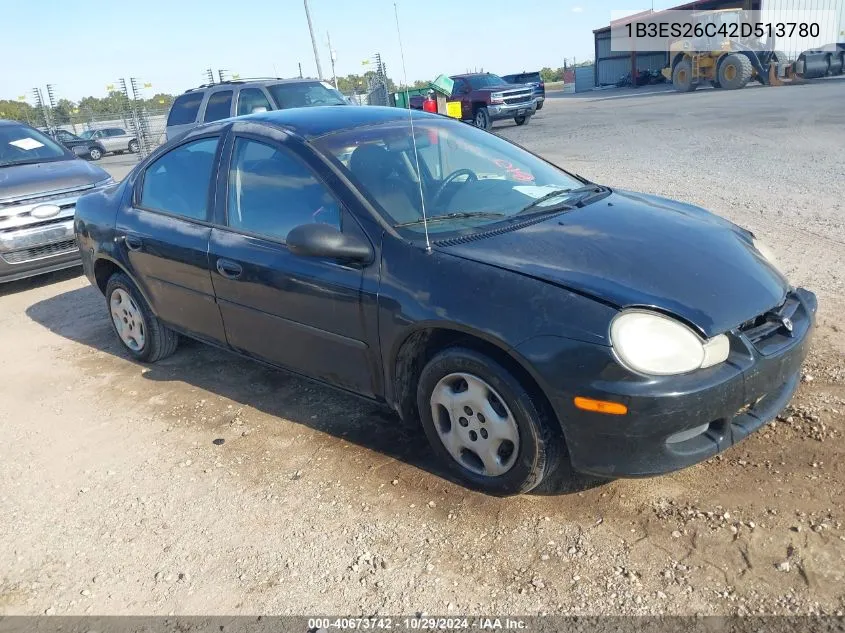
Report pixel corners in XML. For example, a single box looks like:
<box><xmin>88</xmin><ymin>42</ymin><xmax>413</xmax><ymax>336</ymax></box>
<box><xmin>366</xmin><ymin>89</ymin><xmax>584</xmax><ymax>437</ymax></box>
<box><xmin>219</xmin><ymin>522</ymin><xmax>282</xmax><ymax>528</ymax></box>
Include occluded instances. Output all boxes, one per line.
<box><xmin>672</xmin><ymin>59</ymin><xmax>696</xmax><ymax>92</ymax></box>
<box><xmin>718</xmin><ymin>54</ymin><xmax>753</xmax><ymax>90</ymax></box>
<box><xmin>128</xmin><ymin>139</ymin><xmax>140</xmax><ymax>153</ymax></box>
<box><xmin>105</xmin><ymin>272</ymin><xmax>178</xmax><ymax>363</ymax></box>
<box><xmin>473</xmin><ymin>106</ymin><xmax>491</xmax><ymax>131</ymax></box>
<box><xmin>514</xmin><ymin>115</ymin><xmax>530</xmax><ymax>126</ymax></box>
<box><xmin>417</xmin><ymin>347</ymin><xmax>563</xmax><ymax>495</ymax></box>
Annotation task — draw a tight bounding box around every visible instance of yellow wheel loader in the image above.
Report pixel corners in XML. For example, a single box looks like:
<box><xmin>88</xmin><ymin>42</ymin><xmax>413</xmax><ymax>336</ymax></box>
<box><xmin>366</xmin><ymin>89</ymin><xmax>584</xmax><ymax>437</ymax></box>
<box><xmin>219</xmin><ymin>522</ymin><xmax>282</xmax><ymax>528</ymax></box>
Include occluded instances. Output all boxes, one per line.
<box><xmin>660</xmin><ymin>8</ymin><xmax>796</xmax><ymax>92</ymax></box>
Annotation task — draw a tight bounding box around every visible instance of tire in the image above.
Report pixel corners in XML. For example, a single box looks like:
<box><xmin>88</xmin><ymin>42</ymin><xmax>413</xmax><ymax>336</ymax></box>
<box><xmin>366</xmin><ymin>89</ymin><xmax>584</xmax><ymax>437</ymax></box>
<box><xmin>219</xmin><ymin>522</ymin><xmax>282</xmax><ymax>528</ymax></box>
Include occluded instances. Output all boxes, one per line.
<box><xmin>417</xmin><ymin>347</ymin><xmax>563</xmax><ymax>496</ymax></box>
<box><xmin>717</xmin><ymin>54</ymin><xmax>752</xmax><ymax>90</ymax></box>
<box><xmin>128</xmin><ymin>140</ymin><xmax>140</xmax><ymax>153</ymax></box>
<box><xmin>672</xmin><ymin>59</ymin><xmax>696</xmax><ymax>92</ymax></box>
<box><xmin>473</xmin><ymin>106</ymin><xmax>491</xmax><ymax>131</ymax></box>
<box><xmin>514</xmin><ymin>115</ymin><xmax>530</xmax><ymax>126</ymax></box>
<box><xmin>535</xmin><ymin>101</ymin><xmax>544</xmax><ymax>110</ymax></box>
<box><xmin>105</xmin><ymin>272</ymin><xmax>178</xmax><ymax>363</ymax></box>
<box><xmin>711</xmin><ymin>79</ymin><xmax>722</xmax><ymax>89</ymax></box>
<box><xmin>88</xmin><ymin>147</ymin><xmax>102</xmax><ymax>161</ymax></box>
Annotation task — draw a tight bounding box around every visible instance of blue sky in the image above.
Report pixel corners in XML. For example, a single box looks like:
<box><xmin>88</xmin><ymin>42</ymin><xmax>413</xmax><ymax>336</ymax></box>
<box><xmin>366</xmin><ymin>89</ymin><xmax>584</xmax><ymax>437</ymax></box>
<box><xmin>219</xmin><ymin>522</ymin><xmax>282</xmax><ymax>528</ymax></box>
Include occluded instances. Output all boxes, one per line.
<box><xmin>2</xmin><ymin>0</ymin><xmax>679</xmax><ymax>102</ymax></box>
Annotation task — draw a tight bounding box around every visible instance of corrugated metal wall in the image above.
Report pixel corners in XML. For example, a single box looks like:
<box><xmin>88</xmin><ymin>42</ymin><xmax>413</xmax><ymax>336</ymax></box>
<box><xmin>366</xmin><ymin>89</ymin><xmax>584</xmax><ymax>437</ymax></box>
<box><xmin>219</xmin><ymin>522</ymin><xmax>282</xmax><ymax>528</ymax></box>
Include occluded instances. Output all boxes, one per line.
<box><xmin>574</xmin><ymin>65</ymin><xmax>596</xmax><ymax>91</ymax></box>
<box><xmin>594</xmin><ymin>53</ymin><xmax>669</xmax><ymax>86</ymax></box>
<box><xmin>761</xmin><ymin>0</ymin><xmax>844</xmax><ymax>59</ymax></box>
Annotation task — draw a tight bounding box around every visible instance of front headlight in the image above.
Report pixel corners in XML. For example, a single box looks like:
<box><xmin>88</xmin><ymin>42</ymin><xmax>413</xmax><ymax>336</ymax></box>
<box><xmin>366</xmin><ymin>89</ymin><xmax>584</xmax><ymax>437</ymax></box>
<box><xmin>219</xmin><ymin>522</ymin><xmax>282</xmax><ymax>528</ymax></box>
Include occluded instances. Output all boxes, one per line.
<box><xmin>610</xmin><ymin>310</ymin><xmax>730</xmax><ymax>376</ymax></box>
<box><xmin>490</xmin><ymin>92</ymin><xmax>504</xmax><ymax>103</ymax></box>
<box><xmin>752</xmin><ymin>237</ymin><xmax>784</xmax><ymax>275</ymax></box>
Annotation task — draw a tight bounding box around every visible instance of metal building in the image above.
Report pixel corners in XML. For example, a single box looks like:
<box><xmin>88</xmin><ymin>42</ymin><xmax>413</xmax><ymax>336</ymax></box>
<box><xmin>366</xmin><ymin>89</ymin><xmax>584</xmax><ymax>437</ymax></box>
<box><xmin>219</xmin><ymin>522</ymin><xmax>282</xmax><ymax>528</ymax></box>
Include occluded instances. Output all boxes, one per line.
<box><xmin>592</xmin><ymin>0</ymin><xmax>760</xmax><ymax>87</ymax></box>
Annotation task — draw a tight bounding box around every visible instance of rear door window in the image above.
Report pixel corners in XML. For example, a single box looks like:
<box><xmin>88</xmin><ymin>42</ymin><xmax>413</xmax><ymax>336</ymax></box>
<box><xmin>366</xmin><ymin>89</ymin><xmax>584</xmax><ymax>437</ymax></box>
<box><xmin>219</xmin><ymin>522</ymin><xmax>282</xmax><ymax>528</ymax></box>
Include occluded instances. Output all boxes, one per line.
<box><xmin>237</xmin><ymin>88</ymin><xmax>272</xmax><ymax>116</ymax></box>
<box><xmin>140</xmin><ymin>137</ymin><xmax>219</xmax><ymax>221</ymax></box>
<box><xmin>167</xmin><ymin>93</ymin><xmax>203</xmax><ymax>126</ymax></box>
<box><xmin>203</xmin><ymin>91</ymin><xmax>234</xmax><ymax>122</ymax></box>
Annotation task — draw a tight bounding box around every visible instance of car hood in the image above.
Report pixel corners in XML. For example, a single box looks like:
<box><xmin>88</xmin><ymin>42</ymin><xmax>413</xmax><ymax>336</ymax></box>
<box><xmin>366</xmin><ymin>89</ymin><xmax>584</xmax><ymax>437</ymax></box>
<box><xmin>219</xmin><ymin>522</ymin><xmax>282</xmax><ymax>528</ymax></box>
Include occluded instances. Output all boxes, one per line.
<box><xmin>0</xmin><ymin>158</ymin><xmax>109</xmax><ymax>203</ymax></box>
<box><xmin>439</xmin><ymin>190</ymin><xmax>788</xmax><ymax>338</ymax></box>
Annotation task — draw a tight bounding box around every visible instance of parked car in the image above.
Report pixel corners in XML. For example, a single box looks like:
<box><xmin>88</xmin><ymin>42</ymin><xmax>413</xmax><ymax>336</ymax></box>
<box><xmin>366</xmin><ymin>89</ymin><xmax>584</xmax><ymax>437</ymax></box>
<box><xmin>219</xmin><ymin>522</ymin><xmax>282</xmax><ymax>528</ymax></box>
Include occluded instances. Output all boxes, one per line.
<box><xmin>80</xmin><ymin>128</ymin><xmax>139</xmax><ymax>155</ymax></box>
<box><xmin>0</xmin><ymin>120</ymin><xmax>113</xmax><ymax>283</ymax></box>
<box><xmin>75</xmin><ymin>106</ymin><xmax>815</xmax><ymax>495</ymax></box>
<box><xmin>48</xmin><ymin>128</ymin><xmax>107</xmax><ymax>161</ymax></box>
<box><xmin>501</xmin><ymin>71</ymin><xmax>545</xmax><ymax>110</ymax></box>
<box><xmin>447</xmin><ymin>73</ymin><xmax>537</xmax><ymax>130</ymax></box>
<box><xmin>164</xmin><ymin>78</ymin><xmax>349</xmax><ymax>141</ymax></box>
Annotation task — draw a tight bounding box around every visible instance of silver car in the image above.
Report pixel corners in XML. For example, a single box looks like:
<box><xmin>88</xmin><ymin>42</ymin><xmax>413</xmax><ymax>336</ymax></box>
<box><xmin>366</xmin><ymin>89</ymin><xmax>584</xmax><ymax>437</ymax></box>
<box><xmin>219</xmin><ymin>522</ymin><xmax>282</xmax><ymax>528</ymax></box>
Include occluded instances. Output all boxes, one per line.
<box><xmin>80</xmin><ymin>128</ymin><xmax>139</xmax><ymax>155</ymax></box>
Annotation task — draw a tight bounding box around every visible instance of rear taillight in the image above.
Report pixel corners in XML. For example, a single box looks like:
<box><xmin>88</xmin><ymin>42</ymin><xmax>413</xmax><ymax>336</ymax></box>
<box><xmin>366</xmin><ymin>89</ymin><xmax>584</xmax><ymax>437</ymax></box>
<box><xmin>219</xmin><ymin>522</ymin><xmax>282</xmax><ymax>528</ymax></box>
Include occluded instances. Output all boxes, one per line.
<box><xmin>422</xmin><ymin>99</ymin><xmax>437</xmax><ymax>113</ymax></box>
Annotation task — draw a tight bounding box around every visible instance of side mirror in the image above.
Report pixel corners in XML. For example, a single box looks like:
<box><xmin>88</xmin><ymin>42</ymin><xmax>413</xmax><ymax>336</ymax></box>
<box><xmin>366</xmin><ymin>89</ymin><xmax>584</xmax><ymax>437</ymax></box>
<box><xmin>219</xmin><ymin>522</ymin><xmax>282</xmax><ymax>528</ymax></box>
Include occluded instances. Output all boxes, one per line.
<box><xmin>287</xmin><ymin>223</ymin><xmax>372</xmax><ymax>263</ymax></box>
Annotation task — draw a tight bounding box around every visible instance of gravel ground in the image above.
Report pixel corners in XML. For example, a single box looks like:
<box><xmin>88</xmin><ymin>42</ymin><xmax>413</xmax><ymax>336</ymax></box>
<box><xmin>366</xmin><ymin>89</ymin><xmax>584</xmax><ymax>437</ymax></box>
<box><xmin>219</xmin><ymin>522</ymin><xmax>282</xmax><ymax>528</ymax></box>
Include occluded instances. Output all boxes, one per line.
<box><xmin>1</xmin><ymin>80</ymin><xmax>844</xmax><ymax>617</ymax></box>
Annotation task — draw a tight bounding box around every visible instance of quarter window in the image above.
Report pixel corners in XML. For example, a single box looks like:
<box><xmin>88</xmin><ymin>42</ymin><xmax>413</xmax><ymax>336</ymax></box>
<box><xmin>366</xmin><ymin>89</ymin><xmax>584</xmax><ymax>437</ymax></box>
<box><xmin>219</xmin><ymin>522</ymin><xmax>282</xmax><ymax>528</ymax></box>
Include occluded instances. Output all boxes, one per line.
<box><xmin>167</xmin><ymin>92</ymin><xmax>203</xmax><ymax>126</ymax></box>
<box><xmin>140</xmin><ymin>137</ymin><xmax>219</xmax><ymax>221</ymax></box>
<box><xmin>237</xmin><ymin>88</ymin><xmax>272</xmax><ymax>116</ymax></box>
<box><xmin>203</xmin><ymin>91</ymin><xmax>234</xmax><ymax>122</ymax></box>
<box><xmin>227</xmin><ymin>137</ymin><xmax>341</xmax><ymax>241</ymax></box>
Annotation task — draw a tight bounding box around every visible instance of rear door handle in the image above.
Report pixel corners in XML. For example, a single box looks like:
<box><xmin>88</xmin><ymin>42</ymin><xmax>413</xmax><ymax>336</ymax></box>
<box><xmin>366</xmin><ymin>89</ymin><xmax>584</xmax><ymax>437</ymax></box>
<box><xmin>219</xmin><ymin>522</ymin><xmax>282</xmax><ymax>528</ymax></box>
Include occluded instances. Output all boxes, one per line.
<box><xmin>216</xmin><ymin>258</ymin><xmax>243</xmax><ymax>280</ymax></box>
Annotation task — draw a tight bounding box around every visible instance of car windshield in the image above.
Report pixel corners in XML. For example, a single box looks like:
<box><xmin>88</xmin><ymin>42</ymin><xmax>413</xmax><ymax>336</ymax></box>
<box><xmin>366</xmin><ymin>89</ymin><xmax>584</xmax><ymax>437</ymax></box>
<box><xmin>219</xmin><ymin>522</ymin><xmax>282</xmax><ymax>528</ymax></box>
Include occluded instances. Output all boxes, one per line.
<box><xmin>0</xmin><ymin>123</ymin><xmax>70</xmax><ymax>167</ymax></box>
<box><xmin>466</xmin><ymin>74</ymin><xmax>508</xmax><ymax>89</ymax></box>
<box><xmin>79</xmin><ymin>130</ymin><xmax>95</xmax><ymax>139</ymax></box>
<box><xmin>267</xmin><ymin>81</ymin><xmax>346</xmax><ymax>108</ymax></box>
<box><xmin>314</xmin><ymin>117</ymin><xmax>586</xmax><ymax>235</ymax></box>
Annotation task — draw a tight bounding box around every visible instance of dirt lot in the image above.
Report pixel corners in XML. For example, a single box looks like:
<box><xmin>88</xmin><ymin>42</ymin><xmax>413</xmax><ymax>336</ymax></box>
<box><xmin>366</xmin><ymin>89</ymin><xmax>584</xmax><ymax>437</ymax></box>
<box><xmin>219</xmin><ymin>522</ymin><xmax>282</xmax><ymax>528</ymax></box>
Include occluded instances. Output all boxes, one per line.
<box><xmin>2</xmin><ymin>80</ymin><xmax>844</xmax><ymax>617</ymax></box>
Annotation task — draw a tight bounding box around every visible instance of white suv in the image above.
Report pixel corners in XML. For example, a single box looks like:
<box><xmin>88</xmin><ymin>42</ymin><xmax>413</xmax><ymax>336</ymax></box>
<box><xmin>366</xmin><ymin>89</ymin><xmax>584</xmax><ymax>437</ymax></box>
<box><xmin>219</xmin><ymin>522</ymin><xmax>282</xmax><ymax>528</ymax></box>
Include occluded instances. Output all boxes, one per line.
<box><xmin>81</xmin><ymin>128</ymin><xmax>140</xmax><ymax>155</ymax></box>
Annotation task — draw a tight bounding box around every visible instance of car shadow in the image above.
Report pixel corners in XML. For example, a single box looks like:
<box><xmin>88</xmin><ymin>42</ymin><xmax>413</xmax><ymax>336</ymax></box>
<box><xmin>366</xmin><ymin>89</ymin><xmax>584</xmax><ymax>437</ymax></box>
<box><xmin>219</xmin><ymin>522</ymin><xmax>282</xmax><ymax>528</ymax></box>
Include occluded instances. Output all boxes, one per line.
<box><xmin>25</xmin><ymin>286</ymin><xmax>604</xmax><ymax>497</ymax></box>
<box><xmin>0</xmin><ymin>266</ymin><xmax>82</xmax><ymax>298</ymax></box>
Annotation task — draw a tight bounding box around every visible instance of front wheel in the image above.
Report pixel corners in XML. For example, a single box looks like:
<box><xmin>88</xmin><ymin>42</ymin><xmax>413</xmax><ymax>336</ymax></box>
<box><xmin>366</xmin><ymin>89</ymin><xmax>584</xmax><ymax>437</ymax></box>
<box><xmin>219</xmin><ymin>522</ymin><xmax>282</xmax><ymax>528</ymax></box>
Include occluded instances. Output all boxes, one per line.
<box><xmin>417</xmin><ymin>347</ymin><xmax>563</xmax><ymax>495</ymax></box>
<box><xmin>473</xmin><ymin>106</ymin><xmax>491</xmax><ymax>131</ymax></box>
<box><xmin>535</xmin><ymin>101</ymin><xmax>544</xmax><ymax>110</ymax></box>
<box><xmin>717</xmin><ymin>53</ymin><xmax>752</xmax><ymax>89</ymax></box>
<box><xmin>88</xmin><ymin>147</ymin><xmax>102</xmax><ymax>160</ymax></box>
<box><xmin>514</xmin><ymin>115</ymin><xmax>530</xmax><ymax>126</ymax></box>
<box><xmin>105</xmin><ymin>272</ymin><xmax>179</xmax><ymax>363</ymax></box>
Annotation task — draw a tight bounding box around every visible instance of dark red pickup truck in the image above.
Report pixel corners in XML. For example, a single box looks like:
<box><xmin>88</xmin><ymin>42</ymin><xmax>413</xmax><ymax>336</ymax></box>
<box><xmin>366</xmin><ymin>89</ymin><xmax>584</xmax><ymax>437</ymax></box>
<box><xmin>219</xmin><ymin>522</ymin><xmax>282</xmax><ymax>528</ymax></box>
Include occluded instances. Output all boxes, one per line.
<box><xmin>409</xmin><ymin>73</ymin><xmax>537</xmax><ymax>130</ymax></box>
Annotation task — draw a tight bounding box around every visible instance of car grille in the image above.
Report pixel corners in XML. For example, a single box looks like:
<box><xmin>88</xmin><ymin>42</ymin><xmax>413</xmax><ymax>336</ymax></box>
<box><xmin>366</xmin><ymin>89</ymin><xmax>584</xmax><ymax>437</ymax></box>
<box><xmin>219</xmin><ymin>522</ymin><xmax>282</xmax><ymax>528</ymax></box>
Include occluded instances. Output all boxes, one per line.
<box><xmin>738</xmin><ymin>292</ymin><xmax>806</xmax><ymax>356</ymax></box>
<box><xmin>502</xmin><ymin>89</ymin><xmax>533</xmax><ymax>105</ymax></box>
<box><xmin>1</xmin><ymin>239</ymin><xmax>78</xmax><ymax>264</ymax></box>
<box><xmin>0</xmin><ymin>185</ymin><xmax>92</xmax><ymax>233</ymax></box>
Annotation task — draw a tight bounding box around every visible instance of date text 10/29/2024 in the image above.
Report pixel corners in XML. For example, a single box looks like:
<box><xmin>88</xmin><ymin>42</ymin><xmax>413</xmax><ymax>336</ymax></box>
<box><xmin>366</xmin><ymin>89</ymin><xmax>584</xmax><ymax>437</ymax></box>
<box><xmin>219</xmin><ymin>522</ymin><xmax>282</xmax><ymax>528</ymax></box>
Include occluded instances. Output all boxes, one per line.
<box><xmin>307</xmin><ymin>617</ymin><xmax>528</xmax><ymax>630</ymax></box>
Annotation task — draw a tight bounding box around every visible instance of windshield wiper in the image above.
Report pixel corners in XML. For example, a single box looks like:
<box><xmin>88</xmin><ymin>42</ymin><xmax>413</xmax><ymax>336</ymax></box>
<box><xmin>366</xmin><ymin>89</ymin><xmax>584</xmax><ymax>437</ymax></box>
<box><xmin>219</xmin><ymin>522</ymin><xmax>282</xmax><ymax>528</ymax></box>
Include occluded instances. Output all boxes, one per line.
<box><xmin>394</xmin><ymin>211</ymin><xmax>505</xmax><ymax>228</ymax></box>
<box><xmin>516</xmin><ymin>184</ymin><xmax>606</xmax><ymax>216</ymax></box>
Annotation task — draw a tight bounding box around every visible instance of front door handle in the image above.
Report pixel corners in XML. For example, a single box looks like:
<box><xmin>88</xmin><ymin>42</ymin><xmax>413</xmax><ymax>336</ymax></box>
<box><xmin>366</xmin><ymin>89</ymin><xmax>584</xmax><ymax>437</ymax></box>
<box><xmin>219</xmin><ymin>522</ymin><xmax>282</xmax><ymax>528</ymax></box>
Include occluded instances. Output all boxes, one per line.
<box><xmin>123</xmin><ymin>234</ymin><xmax>143</xmax><ymax>251</ymax></box>
<box><xmin>216</xmin><ymin>258</ymin><xmax>243</xmax><ymax>280</ymax></box>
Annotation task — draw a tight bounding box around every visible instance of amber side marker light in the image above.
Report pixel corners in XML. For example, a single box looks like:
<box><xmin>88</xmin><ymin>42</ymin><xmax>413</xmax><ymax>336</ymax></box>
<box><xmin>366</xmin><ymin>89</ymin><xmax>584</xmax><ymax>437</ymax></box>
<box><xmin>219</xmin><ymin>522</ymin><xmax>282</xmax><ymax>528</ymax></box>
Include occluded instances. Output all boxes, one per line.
<box><xmin>574</xmin><ymin>397</ymin><xmax>628</xmax><ymax>415</ymax></box>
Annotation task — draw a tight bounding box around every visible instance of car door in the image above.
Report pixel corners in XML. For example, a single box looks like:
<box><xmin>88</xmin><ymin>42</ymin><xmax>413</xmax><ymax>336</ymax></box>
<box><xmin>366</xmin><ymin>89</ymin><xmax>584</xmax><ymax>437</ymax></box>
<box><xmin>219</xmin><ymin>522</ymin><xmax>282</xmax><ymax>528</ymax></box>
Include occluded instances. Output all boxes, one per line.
<box><xmin>451</xmin><ymin>78</ymin><xmax>472</xmax><ymax>119</ymax></box>
<box><xmin>207</xmin><ymin>129</ymin><xmax>379</xmax><ymax>396</ymax></box>
<box><xmin>115</xmin><ymin>133</ymin><xmax>227</xmax><ymax>344</ymax></box>
<box><xmin>106</xmin><ymin>129</ymin><xmax>128</xmax><ymax>152</ymax></box>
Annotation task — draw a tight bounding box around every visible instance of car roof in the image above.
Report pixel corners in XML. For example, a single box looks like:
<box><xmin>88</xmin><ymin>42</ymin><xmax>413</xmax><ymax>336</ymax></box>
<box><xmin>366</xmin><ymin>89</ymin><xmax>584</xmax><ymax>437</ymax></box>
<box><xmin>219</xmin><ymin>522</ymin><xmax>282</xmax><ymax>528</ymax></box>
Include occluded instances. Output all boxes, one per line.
<box><xmin>183</xmin><ymin>78</ymin><xmax>325</xmax><ymax>93</ymax></box>
<box><xmin>244</xmin><ymin>105</ymin><xmax>443</xmax><ymax>139</ymax></box>
<box><xmin>0</xmin><ymin>119</ymin><xmax>31</xmax><ymax>127</ymax></box>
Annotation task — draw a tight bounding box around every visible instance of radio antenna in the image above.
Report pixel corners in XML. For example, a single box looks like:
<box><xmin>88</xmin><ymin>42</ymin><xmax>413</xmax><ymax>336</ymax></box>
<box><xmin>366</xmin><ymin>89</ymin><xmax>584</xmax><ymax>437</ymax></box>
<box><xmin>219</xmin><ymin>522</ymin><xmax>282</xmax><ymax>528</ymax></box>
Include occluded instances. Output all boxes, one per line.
<box><xmin>394</xmin><ymin>2</ymin><xmax>431</xmax><ymax>252</ymax></box>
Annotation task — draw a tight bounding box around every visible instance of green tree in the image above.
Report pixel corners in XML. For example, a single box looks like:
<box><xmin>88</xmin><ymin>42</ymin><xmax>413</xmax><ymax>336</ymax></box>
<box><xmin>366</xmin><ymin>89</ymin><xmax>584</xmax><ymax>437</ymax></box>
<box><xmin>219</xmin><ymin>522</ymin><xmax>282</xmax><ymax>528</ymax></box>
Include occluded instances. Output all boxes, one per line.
<box><xmin>0</xmin><ymin>99</ymin><xmax>36</xmax><ymax>124</ymax></box>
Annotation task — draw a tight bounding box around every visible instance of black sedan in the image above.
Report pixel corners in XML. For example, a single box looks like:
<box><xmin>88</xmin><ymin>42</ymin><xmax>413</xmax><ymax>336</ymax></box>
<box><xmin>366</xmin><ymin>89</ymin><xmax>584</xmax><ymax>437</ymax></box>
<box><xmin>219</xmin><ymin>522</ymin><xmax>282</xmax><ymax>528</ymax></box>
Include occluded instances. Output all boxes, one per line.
<box><xmin>74</xmin><ymin>106</ymin><xmax>815</xmax><ymax>495</ymax></box>
<box><xmin>49</xmin><ymin>128</ymin><xmax>107</xmax><ymax>161</ymax></box>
